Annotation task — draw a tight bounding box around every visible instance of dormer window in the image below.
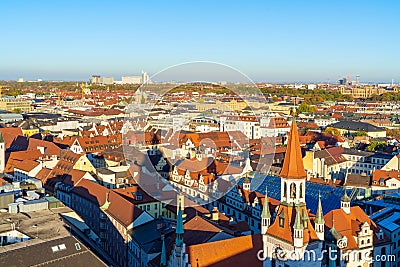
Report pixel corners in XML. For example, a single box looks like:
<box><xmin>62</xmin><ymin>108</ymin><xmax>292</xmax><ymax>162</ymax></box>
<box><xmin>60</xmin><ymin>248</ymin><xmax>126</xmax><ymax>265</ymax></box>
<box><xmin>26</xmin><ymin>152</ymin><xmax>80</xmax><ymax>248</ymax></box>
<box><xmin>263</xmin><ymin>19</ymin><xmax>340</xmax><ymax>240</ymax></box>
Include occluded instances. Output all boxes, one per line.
<box><xmin>279</xmin><ymin>210</ymin><xmax>285</xmax><ymax>228</ymax></box>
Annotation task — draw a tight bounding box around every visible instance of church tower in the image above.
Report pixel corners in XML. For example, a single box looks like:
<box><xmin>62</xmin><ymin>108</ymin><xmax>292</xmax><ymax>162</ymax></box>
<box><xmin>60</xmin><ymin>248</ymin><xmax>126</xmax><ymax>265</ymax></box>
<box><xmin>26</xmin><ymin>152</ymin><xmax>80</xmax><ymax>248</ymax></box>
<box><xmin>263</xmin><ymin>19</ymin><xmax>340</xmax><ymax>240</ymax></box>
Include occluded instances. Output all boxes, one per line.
<box><xmin>280</xmin><ymin>120</ymin><xmax>307</xmax><ymax>205</ymax></box>
<box><xmin>341</xmin><ymin>190</ymin><xmax>351</xmax><ymax>214</ymax></box>
<box><xmin>168</xmin><ymin>196</ymin><xmax>190</xmax><ymax>267</ymax></box>
<box><xmin>315</xmin><ymin>193</ymin><xmax>325</xmax><ymax>240</ymax></box>
<box><xmin>262</xmin><ymin>120</ymin><xmax>322</xmax><ymax>266</ymax></box>
<box><xmin>261</xmin><ymin>188</ymin><xmax>271</xmax><ymax>235</ymax></box>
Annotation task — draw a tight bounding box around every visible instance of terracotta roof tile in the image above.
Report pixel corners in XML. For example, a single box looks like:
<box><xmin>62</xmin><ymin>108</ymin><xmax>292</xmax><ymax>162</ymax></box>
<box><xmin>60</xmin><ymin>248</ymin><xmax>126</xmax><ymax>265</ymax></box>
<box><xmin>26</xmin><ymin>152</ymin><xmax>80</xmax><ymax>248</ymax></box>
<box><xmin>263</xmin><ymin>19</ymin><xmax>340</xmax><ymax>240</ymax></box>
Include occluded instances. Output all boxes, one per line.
<box><xmin>187</xmin><ymin>234</ymin><xmax>263</xmax><ymax>267</ymax></box>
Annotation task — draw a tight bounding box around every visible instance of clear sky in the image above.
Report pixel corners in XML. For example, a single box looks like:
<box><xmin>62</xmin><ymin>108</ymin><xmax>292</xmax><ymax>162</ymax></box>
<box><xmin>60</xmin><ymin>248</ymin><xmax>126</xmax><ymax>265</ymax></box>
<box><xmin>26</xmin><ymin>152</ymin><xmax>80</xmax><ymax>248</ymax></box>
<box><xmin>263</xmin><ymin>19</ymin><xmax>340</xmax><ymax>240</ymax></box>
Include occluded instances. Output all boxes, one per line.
<box><xmin>0</xmin><ymin>0</ymin><xmax>399</xmax><ymax>82</ymax></box>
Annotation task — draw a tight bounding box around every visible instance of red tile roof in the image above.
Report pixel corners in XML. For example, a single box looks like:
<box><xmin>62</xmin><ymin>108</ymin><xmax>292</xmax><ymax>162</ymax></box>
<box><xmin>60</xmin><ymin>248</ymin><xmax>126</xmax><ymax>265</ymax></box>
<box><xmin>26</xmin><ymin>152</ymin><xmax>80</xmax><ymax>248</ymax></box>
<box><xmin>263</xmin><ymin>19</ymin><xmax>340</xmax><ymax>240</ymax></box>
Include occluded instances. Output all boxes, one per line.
<box><xmin>324</xmin><ymin>206</ymin><xmax>381</xmax><ymax>250</ymax></box>
<box><xmin>0</xmin><ymin>127</ymin><xmax>24</xmax><ymax>149</ymax></box>
<box><xmin>187</xmin><ymin>234</ymin><xmax>263</xmax><ymax>267</ymax></box>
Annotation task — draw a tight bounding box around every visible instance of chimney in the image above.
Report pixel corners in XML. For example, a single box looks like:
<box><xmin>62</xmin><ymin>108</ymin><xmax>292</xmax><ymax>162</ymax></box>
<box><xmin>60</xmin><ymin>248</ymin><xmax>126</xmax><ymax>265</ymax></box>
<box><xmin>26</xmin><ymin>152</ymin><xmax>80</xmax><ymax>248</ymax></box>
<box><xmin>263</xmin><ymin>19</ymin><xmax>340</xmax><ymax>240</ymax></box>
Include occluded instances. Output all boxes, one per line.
<box><xmin>211</xmin><ymin>207</ymin><xmax>219</xmax><ymax>222</ymax></box>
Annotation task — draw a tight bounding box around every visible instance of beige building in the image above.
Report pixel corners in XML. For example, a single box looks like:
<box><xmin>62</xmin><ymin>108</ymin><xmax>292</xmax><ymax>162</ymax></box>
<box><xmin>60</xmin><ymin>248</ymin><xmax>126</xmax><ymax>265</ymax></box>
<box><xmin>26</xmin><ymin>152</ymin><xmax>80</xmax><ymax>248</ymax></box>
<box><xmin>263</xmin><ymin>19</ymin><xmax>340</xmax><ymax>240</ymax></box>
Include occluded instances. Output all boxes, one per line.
<box><xmin>0</xmin><ymin>99</ymin><xmax>32</xmax><ymax>112</ymax></box>
<box><xmin>196</xmin><ymin>99</ymin><xmax>248</xmax><ymax>112</ymax></box>
<box><xmin>339</xmin><ymin>86</ymin><xmax>389</xmax><ymax>98</ymax></box>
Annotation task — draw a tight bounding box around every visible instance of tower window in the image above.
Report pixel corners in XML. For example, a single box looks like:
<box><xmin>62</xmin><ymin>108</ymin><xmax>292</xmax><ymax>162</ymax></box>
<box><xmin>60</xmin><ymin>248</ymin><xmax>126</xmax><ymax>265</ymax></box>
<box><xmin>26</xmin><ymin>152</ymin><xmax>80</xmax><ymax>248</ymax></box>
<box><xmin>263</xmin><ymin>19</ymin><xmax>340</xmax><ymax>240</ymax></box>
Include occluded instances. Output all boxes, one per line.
<box><xmin>283</xmin><ymin>182</ymin><xmax>287</xmax><ymax>197</ymax></box>
<box><xmin>290</xmin><ymin>183</ymin><xmax>296</xmax><ymax>199</ymax></box>
<box><xmin>300</xmin><ymin>183</ymin><xmax>303</xmax><ymax>198</ymax></box>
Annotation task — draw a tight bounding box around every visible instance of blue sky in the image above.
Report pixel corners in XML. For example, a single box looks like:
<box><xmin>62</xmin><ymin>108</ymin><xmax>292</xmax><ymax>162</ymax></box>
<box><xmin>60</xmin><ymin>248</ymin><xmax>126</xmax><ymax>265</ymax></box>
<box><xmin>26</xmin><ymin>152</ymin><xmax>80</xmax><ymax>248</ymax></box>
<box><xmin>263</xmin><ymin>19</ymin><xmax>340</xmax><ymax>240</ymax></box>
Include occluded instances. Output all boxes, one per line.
<box><xmin>0</xmin><ymin>0</ymin><xmax>399</xmax><ymax>82</ymax></box>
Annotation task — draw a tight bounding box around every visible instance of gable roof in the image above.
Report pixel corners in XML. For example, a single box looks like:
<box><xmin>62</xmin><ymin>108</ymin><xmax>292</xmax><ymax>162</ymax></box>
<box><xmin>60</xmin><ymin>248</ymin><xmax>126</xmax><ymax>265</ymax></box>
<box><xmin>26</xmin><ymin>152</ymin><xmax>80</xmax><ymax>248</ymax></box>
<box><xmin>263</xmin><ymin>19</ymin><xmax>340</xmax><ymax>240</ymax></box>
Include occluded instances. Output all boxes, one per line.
<box><xmin>4</xmin><ymin>149</ymin><xmax>42</xmax><ymax>174</ymax></box>
<box><xmin>371</xmin><ymin>170</ymin><xmax>400</xmax><ymax>185</ymax></box>
<box><xmin>104</xmin><ymin>190</ymin><xmax>145</xmax><ymax>228</ymax></box>
<box><xmin>27</xmin><ymin>138</ymin><xmax>61</xmax><ymax>157</ymax></box>
<box><xmin>324</xmin><ymin>206</ymin><xmax>380</xmax><ymax>250</ymax></box>
<box><xmin>0</xmin><ymin>127</ymin><xmax>24</xmax><ymax>150</ymax></box>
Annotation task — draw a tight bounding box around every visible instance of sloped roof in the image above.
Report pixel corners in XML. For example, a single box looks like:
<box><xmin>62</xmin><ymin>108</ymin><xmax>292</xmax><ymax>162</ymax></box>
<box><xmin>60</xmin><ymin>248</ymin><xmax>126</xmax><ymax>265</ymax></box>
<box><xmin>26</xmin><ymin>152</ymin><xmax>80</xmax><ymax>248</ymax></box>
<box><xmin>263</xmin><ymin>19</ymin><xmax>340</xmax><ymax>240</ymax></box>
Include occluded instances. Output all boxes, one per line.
<box><xmin>187</xmin><ymin>234</ymin><xmax>263</xmax><ymax>267</ymax></box>
<box><xmin>28</xmin><ymin>138</ymin><xmax>61</xmax><ymax>156</ymax></box>
<box><xmin>324</xmin><ymin>206</ymin><xmax>379</xmax><ymax>250</ymax></box>
<box><xmin>371</xmin><ymin>169</ymin><xmax>400</xmax><ymax>184</ymax></box>
<box><xmin>266</xmin><ymin>205</ymin><xmax>319</xmax><ymax>244</ymax></box>
<box><xmin>0</xmin><ymin>127</ymin><xmax>23</xmax><ymax>149</ymax></box>
<box><xmin>280</xmin><ymin>121</ymin><xmax>307</xmax><ymax>179</ymax></box>
<box><xmin>5</xmin><ymin>149</ymin><xmax>42</xmax><ymax>174</ymax></box>
<box><xmin>104</xmin><ymin>190</ymin><xmax>145</xmax><ymax>227</ymax></box>
<box><xmin>331</xmin><ymin>121</ymin><xmax>384</xmax><ymax>132</ymax></box>
<box><xmin>183</xmin><ymin>215</ymin><xmax>225</xmax><ymax>245</ymax></box>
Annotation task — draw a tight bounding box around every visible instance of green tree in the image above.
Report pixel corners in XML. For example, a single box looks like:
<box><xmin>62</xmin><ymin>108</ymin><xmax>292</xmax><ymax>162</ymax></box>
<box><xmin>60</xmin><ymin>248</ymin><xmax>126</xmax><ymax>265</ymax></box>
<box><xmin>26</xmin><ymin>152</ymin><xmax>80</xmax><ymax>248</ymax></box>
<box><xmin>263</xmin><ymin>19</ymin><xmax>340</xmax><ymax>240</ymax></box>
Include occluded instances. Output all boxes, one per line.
<box><xmin>366</xmin><ymin>141</ymin><xmax>386</xmax><ymax>152</ymax></box>
<box><xmin>297</xmin><ymin>102</ymin><xmax>315</xmax><ymax>114</ymax></box>
<box><xmin>323</xmin><ymin>127</ymin><xmax>341</xmax><ymax>136</ymax></box>
<box><xmin>353</xmin><ymin>130</ymin><xmax>368</xmax><ymax>137</ymax></box>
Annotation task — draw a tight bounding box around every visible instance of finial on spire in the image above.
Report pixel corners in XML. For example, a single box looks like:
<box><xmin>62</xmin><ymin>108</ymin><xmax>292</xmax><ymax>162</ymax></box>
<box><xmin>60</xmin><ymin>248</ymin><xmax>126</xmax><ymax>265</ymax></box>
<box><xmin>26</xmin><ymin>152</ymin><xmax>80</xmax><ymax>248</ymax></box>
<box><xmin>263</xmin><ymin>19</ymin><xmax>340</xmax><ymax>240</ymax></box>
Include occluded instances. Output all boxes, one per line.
<box><xmin>341</xmin><ymin>190</ymin><xmax>350</xmax><ymax>202</ymax></box>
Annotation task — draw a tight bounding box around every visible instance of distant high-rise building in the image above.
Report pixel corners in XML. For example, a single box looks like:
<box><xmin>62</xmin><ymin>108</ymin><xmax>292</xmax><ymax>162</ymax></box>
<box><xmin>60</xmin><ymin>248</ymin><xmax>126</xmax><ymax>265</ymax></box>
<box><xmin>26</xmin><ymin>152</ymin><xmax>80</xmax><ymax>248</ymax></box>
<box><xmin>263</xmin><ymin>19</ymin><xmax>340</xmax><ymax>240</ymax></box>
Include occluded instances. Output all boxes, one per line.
<box><xmin>121</xmin><ymin>76</ymin><xmax>142</xmax><ymax>84</ymax></box>
<box><xmin>102</xmin><ymin>76</ymin><xmax>114</xmax><ymax>85</ymax></box>
<box><xmin>91</xmin><ymin>75</ymin><xmax>101</xmax><ymax>85</ymax></box>
<box><xmin>141</xmin><ymin>71</ymin><xmax>150</xmax><ymax>84</ymax></box>
<box><xmin>121</xmin><ymin>71</ymin><xmax>151</xmax><ymax>84</ymax></box>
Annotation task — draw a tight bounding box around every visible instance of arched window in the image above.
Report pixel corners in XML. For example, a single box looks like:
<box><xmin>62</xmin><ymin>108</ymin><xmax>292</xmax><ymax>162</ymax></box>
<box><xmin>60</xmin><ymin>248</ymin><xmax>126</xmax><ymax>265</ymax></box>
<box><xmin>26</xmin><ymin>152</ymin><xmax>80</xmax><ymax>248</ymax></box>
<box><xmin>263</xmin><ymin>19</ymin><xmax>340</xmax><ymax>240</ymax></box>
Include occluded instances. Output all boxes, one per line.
<box><xmin>299</xmin><ymin>183</ymin><xmax>304</xmax><ymax>198</ymax></box>
<box><xmin>283</xmin><ymin>182</ymin><xmax>287</xmax><ymax>197</ymax></box>
<box><xmin>290</xmin><ymin>183</ymin><xmax>296</xmax><ymax>199</ymax></box>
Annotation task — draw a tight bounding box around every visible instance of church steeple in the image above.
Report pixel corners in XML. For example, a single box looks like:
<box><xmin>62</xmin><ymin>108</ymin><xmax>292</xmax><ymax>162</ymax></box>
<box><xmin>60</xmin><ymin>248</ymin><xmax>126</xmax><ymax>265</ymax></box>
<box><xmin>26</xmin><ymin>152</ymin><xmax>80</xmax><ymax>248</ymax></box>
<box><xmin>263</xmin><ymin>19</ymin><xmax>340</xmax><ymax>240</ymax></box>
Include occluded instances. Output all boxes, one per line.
<box><xmin>315</xmin><ymin>193</ymin><xmax>325</xmax><ymax>240</ymax></box>
<box><xmin>168</xmin><ymin>196</ymin><xmax>190</xmax><ymax>267</ymax></box>
<box><xmin>280</xmin><ymin>120</ymin><xmax>307</xmax><ymax>204</ymax></box>
<box><xmin>261</xmin><ymin>188</ymin><xmax>271</xmax><ymax>234</ymax></box>
<box><xmin>280</xmin><ymin>120</ymin><xmax>307</xmax><ymax>180</ymax></box>
<box><xmin>176</xmin><ymin>201</ymin><xmax>184</xmax><ymax>247</ymax></box>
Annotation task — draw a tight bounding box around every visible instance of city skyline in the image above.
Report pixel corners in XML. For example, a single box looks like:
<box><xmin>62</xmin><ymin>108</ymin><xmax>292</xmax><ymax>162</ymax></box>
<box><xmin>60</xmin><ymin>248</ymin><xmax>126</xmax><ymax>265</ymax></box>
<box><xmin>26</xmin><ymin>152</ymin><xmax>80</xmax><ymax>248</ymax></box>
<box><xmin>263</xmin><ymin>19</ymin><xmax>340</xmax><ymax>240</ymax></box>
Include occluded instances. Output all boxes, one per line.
<box><xmin>1</xmin><ymin>0</ymin><xmax>399</xmax><ymax>82</ymax></box>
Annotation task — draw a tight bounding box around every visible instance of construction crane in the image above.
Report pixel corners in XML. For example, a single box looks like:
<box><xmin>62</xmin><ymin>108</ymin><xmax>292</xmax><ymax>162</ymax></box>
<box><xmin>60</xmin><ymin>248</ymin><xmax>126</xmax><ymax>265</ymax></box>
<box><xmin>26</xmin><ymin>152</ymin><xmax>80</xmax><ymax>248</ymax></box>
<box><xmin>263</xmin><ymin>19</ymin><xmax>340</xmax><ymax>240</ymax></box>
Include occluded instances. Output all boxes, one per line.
<box><xmin>80</xmin><ymin>83</ymin><xmax>85</xmax><ymax>102</ymax></box>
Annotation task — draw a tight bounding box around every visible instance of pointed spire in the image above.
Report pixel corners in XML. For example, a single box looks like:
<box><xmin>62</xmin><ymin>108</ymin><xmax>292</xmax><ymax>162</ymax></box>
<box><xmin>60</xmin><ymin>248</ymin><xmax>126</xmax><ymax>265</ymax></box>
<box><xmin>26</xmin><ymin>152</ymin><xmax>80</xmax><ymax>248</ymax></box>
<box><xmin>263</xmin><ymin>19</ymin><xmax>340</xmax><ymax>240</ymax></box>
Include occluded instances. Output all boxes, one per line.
<box><xmin>293</xmin><ymin>206</ymin><xmax>303</xmax><ymax>230</ymax></box>
<box><xmin>261</xmin><ymin>188</ymin><xmax>271</xmax><ymax>219</ymax></box>
<box><xmin>280</xmin><ymin>120</ymin><xmax>307</xmax><ymax>179</ymax></box>
<box><xmin>175</xmin><ymin>198</ymin><xmax>184</xmax><ymax>247</ymax></box>
<box><xmin>315</xmin><ymin>193</ymin><xmax>324</xmax><ymax>224</ymax></box>
<box><xmin>160</xmin><ymin>235</ymin><xmax>167</xmax><ymax>267</ymax></box>
<box><xmin>341</xmin><ymin>190</ymin><xmax>351</xmax><ymax>202</ymax></box>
